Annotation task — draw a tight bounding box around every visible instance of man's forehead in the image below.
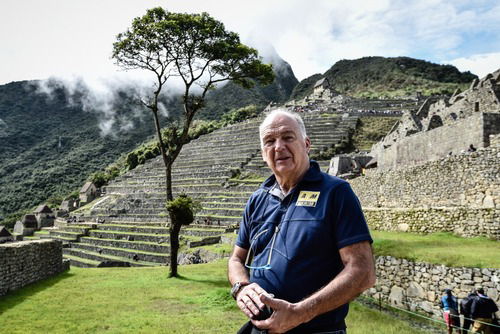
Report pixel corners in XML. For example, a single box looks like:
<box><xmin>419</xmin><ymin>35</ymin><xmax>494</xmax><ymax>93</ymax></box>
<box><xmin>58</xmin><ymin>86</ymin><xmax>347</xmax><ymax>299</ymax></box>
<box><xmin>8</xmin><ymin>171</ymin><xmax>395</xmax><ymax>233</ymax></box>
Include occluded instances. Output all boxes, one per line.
<box><xmin>262</xmin><ymin>115</ymin><xmax>300</xmax><ymax>134</ymax></box>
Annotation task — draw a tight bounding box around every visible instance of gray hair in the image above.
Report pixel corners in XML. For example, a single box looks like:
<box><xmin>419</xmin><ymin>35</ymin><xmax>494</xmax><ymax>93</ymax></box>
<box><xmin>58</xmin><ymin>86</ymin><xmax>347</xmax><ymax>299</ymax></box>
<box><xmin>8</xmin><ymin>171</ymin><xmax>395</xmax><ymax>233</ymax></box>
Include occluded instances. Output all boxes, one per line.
<box><xmin>259</xmin><ymin>108</ymin><xmax>307</xmax><ymax>147</ymax></box>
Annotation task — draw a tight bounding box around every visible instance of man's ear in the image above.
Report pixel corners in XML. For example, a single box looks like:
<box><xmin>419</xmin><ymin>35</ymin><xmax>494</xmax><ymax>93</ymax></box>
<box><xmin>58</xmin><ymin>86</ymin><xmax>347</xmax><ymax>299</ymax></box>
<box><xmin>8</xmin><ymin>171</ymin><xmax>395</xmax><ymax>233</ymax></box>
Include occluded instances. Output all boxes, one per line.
<box><xmin>305</xmin><ymin>137</ymin><xmax>311</xmax><ymax>153</ymax></box>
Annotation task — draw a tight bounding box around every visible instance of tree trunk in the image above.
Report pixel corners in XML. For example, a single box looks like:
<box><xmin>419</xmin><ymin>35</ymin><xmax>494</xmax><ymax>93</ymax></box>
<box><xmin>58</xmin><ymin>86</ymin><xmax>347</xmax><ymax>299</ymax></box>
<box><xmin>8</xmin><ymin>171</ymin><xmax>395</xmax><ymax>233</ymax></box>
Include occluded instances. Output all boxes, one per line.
<box><xmin>168</xmin><ymin>219</ymin><xmax>182</xmax><ymax>277</ymax></box>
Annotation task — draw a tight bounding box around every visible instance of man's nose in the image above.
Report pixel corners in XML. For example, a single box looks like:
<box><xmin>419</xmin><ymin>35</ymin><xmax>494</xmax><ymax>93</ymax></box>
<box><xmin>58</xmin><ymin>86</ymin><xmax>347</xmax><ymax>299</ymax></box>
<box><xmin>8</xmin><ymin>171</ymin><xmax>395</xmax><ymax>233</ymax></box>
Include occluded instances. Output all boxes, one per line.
<box><xmin>274</xmin><ymin>138</ymin><xmax>286</xmax><ymax>151</ymax></box>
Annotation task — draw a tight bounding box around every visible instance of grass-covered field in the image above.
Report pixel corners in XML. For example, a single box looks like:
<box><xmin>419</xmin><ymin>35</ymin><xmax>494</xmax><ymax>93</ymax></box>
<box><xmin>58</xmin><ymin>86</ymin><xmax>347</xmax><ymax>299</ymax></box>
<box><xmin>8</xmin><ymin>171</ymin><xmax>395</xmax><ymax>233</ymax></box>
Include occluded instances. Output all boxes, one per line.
<box><xmin>372</xmin><ymin>231</ymin><xmax>500</xmax><ymax>268</ymax></box>
<box><xmin>0</xmin><ymin>260</ymin><xmax>425</xmax><ymax>334</ymax></box>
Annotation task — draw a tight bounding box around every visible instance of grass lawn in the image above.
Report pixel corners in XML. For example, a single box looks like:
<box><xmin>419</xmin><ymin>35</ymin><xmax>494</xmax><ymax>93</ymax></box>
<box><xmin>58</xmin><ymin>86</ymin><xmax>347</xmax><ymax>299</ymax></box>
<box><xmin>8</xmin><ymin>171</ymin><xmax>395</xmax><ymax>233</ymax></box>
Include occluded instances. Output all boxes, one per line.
<box><xmin>372</xmin><ymin>231</ymin><xmax>500</xmax><ymax>268</ymax></box>
<box><xmin>0</xmin><ymin>260</ymin><xmax>425</xmax><ymax>334</ymax></box>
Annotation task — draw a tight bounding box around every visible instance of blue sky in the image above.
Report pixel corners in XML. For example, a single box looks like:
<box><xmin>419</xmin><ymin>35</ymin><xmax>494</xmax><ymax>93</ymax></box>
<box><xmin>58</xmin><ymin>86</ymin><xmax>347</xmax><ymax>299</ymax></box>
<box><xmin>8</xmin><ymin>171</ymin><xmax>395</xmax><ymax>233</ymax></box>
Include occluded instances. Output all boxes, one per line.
<box><xmin>0</xmin><ymin>0</ymin><xmax>499</xmax><ymax>85</ymax></box>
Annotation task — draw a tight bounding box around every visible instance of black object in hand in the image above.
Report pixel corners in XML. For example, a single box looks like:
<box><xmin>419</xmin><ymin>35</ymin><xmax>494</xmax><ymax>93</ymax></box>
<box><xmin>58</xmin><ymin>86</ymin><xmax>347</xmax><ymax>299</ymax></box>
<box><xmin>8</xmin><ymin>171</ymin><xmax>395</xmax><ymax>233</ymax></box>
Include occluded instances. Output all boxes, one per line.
<box><xmin>253</xmin><ymin>305</ymin><xmax>273</xmax><ymax>320</ymax></box>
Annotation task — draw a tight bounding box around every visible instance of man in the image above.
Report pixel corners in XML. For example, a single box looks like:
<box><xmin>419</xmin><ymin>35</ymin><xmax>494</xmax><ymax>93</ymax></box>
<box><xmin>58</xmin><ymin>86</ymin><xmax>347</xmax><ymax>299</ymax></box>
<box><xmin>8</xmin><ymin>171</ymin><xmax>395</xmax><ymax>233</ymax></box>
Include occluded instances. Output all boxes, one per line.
<box><xmin>228</xmin><ymin>109</ymin><xmax>376</xmax><ymax>334</ymax></box>
<box><xmin>470</xmin><ymin>288</ymin><xmax>499</xmax><ymax>334</ymax></box>
<box><xmin>460</xmin><ymin>291</ymin><xmax>477</xmax><ymax>334</ymax></box>
<box><xmin>440</xmin><ymin>288</ymin><xmax>459</xmax><ymax>334</ymax></box>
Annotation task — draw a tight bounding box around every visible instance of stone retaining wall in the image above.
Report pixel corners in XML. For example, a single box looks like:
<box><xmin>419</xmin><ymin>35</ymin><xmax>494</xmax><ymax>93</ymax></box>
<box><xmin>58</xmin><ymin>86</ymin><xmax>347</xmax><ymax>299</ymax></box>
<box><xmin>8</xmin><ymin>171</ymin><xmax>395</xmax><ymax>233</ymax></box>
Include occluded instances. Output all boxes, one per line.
<box><xmin>364</xmin><ymin>207</ymin><xmax>499</xmax><ymax>240</ymax></box>
<box><xmin>365</xmin><ymin>256</ymin><xmax>500</xmax><ymax>319</ymax></box>
<box><xmin>0</xmin><ymin>240</ymin><xmax>69</xmax><ymax>296</ymax></box>
<box><xmin>350</xmin><ymin>136</ymin><xmax>499</xmax><ymax>209</ymax></box>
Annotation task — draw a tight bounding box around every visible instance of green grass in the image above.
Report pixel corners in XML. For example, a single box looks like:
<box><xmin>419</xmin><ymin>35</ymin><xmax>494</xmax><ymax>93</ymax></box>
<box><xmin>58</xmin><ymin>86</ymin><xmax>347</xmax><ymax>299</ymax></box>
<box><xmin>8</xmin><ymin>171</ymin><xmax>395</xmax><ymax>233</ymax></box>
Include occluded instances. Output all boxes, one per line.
<box><xmin>352</xmin><ymin>116</ymin><xmax>399</xmax><ymax>151</ymax></box>
<box><xmin>372</xmin><ymin>231</ymin><xmax>500</xmax><ymax>268</ymax></box>
<box><xmin>0</xmin><ymin>260</ymin><xmax>426</xmax><ymax>333</ymax></box>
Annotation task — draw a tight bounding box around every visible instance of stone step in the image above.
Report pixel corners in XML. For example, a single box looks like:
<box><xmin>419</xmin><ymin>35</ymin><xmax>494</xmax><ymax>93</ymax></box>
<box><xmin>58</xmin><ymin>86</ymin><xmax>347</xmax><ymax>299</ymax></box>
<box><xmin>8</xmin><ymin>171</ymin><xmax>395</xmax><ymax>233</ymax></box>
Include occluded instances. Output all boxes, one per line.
<box><xmin>199</xmin><ymin>207</ymin><xmax>244</xmax><ymax>217</ymax></box>
<box><xmin>79</xmin><ymin>237</ymin><xmax>171</xmax><ymax>255</ymax></box>
<box><xmin>71</xmin><ymin>242</ymin><xmax>170</xmax><ymax>263</ymax></box>
<box><xmin>49</xmin><ymin>230</ymin><xmax>82</xmax><ymax>241</ymax></box>
<box><xmin>63</xmin><ymin>248</ymin><xmax>161</xmax><ymax>267</ymax></box>
<box><xmin>95</xmin><ymin>224</ymin><xmax>169</xmax><ymax>234</ymax></box>
<box><xmin>63</xmin><ymin>254</ymin><xmax>102</xmax><ymax>268</ymax></box>
<box><xmin>88</xmin><ymin>229</ymin><xmax>170</xmax><ymax>242</ymax></box>
<box><xmin>201</xmin><ymin>201</ymin><xmax>246</xmax><ymax>209</ymax></box>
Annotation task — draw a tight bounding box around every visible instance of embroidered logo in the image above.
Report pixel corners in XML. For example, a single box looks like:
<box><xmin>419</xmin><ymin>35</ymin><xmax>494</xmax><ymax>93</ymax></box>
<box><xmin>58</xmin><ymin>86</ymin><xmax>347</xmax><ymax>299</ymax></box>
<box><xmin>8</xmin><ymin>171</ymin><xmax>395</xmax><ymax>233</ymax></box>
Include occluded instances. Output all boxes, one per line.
<box><xmin>296</xmin><ymin>191</ymin><xmax>320</xmax><ymax>207</ymax></box>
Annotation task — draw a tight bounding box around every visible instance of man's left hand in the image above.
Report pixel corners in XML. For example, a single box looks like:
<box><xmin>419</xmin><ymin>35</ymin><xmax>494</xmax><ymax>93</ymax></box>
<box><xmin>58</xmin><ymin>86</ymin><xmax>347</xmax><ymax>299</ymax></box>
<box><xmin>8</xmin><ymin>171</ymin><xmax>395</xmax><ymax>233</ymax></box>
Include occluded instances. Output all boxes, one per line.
<box><xmin>251</xmin><ymin>294</ymin><xmax>307</xmax><ymax>334</ymax></box>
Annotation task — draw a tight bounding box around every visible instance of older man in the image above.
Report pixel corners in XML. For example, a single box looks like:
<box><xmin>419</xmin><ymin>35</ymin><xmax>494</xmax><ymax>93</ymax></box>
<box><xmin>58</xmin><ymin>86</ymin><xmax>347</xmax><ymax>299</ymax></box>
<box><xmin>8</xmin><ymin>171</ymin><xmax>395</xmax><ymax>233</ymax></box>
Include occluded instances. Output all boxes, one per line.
<box><xmin>228</xmin><ymin>109</ymin><xmax>375</xmax><ymax>334</ymax></box>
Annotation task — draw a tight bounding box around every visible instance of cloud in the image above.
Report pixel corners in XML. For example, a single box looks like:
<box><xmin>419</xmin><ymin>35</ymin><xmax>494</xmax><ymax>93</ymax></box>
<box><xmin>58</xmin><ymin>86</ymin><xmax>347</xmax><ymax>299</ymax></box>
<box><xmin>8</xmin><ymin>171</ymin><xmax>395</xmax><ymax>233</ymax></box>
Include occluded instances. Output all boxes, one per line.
<box><xmin>1</xmin><ymin>0</ymin><xmax>499</xmax><ymax>83</ymax></box>
<box><xmin>445</xmin><ymin>52</ymin><xmax>500</xmax><ymax>78</ymax></box>
<box><xmin>31</xmin><ymin>72</ymin><xmax>184</xmax><ymax>137</ymax></box>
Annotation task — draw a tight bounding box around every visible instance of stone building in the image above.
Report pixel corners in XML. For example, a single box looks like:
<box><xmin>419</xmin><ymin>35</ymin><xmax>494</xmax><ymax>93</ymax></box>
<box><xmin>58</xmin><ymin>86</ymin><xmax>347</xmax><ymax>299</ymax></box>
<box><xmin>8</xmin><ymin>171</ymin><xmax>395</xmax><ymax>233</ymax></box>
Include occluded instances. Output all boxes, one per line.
<box><xmin>371</xmin><ymin>69</ymin><xmax>500</xmax><ymax>170</ymax></box>
<box><xmin>0</xmin><ymin>226</ymin><xmax>14</xmax><ymax>243</ymax></box>
<box><xmin>34</xmin><ymin>204</ymin><xmax>55</xmax><ymax>228</ymax></box>
<box><xmin>13</xmin><ymin>214</ymin><xmax>38</xmax><ymax>236</ymax></box>
<box><xmin>79</xmin><ymin>182</ymin><xmax>97</xmax><ymax>204</ymax></box>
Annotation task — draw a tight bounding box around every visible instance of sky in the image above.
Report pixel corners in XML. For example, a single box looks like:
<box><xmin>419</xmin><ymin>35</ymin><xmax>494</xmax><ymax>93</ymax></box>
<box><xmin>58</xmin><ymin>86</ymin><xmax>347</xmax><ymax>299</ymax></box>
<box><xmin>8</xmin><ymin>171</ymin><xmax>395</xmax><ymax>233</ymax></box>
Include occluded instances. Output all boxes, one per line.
<box><xmin>1</xmin><ymin>0</ymin><xmax>500</xmax><ymax>86</ymax></box>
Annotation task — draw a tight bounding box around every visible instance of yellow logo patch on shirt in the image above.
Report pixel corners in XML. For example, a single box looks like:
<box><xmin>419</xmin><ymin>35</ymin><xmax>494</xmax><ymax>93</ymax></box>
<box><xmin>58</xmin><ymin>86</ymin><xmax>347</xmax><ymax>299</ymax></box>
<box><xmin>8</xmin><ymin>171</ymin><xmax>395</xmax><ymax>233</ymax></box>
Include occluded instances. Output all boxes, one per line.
<box><xmin>296</xmin><ymin>191</ymin><xmax>320</xmax><ymax>207</ymax></box>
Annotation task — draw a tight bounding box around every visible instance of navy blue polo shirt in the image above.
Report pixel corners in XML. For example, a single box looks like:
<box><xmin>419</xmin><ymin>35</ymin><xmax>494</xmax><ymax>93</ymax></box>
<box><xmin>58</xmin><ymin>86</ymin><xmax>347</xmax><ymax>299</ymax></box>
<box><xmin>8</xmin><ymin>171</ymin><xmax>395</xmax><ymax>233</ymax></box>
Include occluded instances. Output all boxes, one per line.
<box><xmin>236</xmin><ymin>161</ymin><xmax>372</xmax><ymax>332</ymax></box>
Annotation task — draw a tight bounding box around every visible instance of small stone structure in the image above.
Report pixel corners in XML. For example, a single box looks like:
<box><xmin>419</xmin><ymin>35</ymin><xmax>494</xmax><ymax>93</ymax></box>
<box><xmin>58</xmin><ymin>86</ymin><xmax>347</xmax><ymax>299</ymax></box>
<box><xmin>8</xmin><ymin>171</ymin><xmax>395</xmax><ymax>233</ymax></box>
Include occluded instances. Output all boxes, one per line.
<box><xmin>34</xmin><ymin>204</ymin><xmax>55</xmax><ymax>228</ymax></box>
<box><xmin>0</xmin><ymin>239</ymin><xmax>69</xmax><ymax>296</ymax></box>
<box><xmin>371</xmin><ymin>69</ymin><xmax>500</xmax><ymax>170</ymax></box>
<box><xmin>366</xmin><ymin>256</ymin><xmax>500</xmax><ymax>320</ymax></box>
<box><xmin>13</xmin><ymin>214</ymin><xmax>38</xmax><ymax>236</ymax></box>
<box><xmin>328</xmin><ymin>155</ymin><xmax>373</xmax><ymax>179</ymax></box>
<box><xmin>60</xmin><ymin>198</ymin><xmax>80</xmax><ymax>214</ymax></box>
<box><xmin>79</xmin><ymin>181</ymin><xmax>97</xmax><ymax>204</ymax></box>
<box><xmin>0</xmin><ymin>225</ymin><xmax>14</xmax><ymax>243</ymax></box>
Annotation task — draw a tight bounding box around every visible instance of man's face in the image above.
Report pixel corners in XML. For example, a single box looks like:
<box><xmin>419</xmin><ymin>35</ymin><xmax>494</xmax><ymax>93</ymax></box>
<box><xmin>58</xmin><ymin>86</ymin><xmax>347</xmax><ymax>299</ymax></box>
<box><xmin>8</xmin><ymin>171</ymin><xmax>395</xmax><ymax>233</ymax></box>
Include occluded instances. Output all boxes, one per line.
<box><xmin>260</xmin><ymin>114</ymin><xmax>310</xmax><ymax>180</ymax></box>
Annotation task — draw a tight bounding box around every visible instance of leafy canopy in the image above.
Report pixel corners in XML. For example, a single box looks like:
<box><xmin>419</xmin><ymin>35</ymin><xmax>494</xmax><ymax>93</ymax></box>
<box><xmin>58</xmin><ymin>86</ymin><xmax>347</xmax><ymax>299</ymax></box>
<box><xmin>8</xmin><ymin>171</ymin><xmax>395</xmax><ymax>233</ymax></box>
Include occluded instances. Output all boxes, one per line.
<box><xmin>112</xmin><ymin>7</ymin><xmax>274</xmax><ymax>96</ymax></box>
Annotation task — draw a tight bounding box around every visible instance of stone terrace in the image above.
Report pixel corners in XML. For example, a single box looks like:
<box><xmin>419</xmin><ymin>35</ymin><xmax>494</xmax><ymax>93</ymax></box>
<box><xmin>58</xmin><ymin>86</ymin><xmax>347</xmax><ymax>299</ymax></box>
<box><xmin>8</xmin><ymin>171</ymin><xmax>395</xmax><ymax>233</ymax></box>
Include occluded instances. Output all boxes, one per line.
<box><xmin>48</xmin><ymin>112</ymin><xmax>357</xmax><ymax>267</ymax></box>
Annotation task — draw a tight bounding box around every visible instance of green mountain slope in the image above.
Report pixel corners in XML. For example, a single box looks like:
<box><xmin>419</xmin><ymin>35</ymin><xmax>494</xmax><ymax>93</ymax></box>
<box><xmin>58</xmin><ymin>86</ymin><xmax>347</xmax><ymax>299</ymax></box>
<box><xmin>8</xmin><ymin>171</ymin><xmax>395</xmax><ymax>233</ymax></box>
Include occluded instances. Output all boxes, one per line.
<box><xmin>291</xmin><ymin>56</ymin><xmax>478</xmax><ymax>99</ymax></box>
<box><xmin>0</xmin><ymin>58</ymin><xmax>297</xmax><ymax>222</ymax></box>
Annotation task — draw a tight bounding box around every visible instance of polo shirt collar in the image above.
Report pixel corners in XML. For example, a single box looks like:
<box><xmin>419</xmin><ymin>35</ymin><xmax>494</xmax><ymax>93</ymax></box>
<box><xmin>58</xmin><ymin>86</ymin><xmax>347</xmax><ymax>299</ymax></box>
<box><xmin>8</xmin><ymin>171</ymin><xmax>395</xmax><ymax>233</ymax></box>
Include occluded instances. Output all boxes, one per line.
<box><xmin>262</xmin><ymin>160</ymin><xmax>322</xmax><ymax>190</ymax></box>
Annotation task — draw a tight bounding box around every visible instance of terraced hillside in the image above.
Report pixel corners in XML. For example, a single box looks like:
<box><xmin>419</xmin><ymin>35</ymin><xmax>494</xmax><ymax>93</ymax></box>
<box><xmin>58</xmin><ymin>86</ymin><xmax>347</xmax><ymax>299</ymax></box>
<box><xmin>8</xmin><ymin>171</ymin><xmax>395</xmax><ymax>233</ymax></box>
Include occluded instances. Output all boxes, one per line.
<box><xmin>45</xmin><ymin>112</ymin><xmax>358</xmax><ymax>267</ymax></box>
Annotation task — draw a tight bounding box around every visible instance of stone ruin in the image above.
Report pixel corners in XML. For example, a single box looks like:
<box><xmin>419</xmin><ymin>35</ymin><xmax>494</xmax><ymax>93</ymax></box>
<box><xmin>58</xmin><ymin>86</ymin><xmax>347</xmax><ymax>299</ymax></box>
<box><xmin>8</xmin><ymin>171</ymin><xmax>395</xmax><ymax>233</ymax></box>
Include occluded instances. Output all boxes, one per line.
<box><xmin>12</xmin><ymin>205</ymin><xmax>55</xmax><ymax>237</ymax></box>
<box><xmin>13</xmin><ymin>214</ymin><xmax>38</xmax><ymax>236</ymax></box>
<box><xmin>0</xmin><ymin>225</ymin><xmax>14</xmax><ymax>243</ymax></box>
<box><xmin>34</xmin><ymin>204</ymin><xmax>55</xmax><ymax>228</ymax></box>
<box><xmin>371</xmin><ymin>69</ymin><xmax>500</xmax><ymax>170</ymax></box>
<box><xmin>286</xmin><ymin>76</ymin><xmax>418</xmax><ymax>115</ymax></box>
<box><xmin>327</xmin><ymin>155</ymin><xmax>374</xmax><ymax>179</ymax></box>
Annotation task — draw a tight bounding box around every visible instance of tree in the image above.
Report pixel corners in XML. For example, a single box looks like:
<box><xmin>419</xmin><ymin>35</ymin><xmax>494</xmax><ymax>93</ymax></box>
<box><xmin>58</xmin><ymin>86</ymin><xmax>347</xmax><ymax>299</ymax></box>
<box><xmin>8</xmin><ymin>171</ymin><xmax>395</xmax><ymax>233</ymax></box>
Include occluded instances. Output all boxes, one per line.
<box><xmin>112</xmin><ymin>7</ymin><xmax>274</xmax><ymax>277</ymax></box>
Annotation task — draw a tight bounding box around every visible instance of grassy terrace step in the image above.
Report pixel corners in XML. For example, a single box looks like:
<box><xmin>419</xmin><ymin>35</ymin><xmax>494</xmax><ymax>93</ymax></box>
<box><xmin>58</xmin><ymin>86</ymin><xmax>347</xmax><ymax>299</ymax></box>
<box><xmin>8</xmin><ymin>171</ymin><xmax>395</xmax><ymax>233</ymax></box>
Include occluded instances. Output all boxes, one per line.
<box><xmin>201</xmin><ymin>201</ymin><xmax>247</xmax><ymax>209</ymax></box>
<box><xmin>63</xmin><ymin>254</ymin><xmax>102</xmax><ymax>268</ymax></box>
<box><xmin>200</xmin><ymin>207</ymin><xmax>244</xmax><ymax>217</ymax></box>
<box><xmin>194</xmin><ymin>214</ymin><xmax>240</xmax><ymax>226</ymax></box>
<box><xmin>372</xmin><ymin>231</ymin><xmax>500</xmax><ymax>268</ymax></box>
<box><xmin>97</xmin><ymin>190</ymin><xmax>255</xmax><ymax>200</ymax></box>
<box><xmin>105</xmin><ymin>183</ymin><xmax>254</xmax><ymax>194</ymax></box>
<box><xmin>49</xmin><ymin>231</ymin><xmax>82</xmax><ymax>241</ymax></box>
<box><xmin>63</xmin><ymin>248</ymin><xmax>161</xmax><ymax>267</ymax></box>
<box><xmin>114</xmin><ymin>176</ymin><xmax>228</xmax><ymax>184</ymax></box>
<box><xmin>70</xmin><ymin>243</ymin><xmax>169</xmax><ymax>263</ymax></box>
<box><xmin>80</xmin><ymin>237</ymin><xmax>171</xmax><ymax>253</ymax></box>
<box><xmin>96</xmin><ymin>224</ymin><xmax>169</xmax><ymax>234</ymax></box>
<box><xmin>88</xmin><ymin>229</ymin><xmax>170</xmax><ymax>242</ymax></box>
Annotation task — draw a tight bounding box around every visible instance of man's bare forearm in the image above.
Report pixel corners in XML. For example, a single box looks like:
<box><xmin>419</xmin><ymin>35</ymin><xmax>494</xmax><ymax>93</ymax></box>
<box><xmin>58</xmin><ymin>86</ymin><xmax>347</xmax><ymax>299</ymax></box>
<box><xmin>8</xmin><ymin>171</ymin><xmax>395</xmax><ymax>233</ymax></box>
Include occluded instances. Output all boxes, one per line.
<box><xmin>228</xmin><ymin>246</ymin><xmax>251</xmax><ymax>285</ymax></box>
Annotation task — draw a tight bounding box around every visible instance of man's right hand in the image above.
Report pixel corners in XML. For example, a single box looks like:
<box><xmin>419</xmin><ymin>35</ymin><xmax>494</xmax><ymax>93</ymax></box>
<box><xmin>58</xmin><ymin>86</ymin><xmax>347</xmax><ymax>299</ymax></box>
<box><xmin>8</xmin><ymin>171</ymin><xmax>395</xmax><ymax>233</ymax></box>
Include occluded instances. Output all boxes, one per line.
<box><xmin>236</xmin><ymin>282</ymin><xmax>269</xmax><ymax>319</ymax></box>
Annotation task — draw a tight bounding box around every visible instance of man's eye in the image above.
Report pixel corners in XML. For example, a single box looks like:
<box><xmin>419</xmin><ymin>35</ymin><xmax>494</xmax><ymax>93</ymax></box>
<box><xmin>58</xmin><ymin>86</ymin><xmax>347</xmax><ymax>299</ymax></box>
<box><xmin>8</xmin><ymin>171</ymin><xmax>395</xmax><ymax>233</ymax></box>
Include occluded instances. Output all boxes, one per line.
<box><xmin>265</xmin><ymin>139</ymin><xmax>275</xmax><ymax>145</ymax></box>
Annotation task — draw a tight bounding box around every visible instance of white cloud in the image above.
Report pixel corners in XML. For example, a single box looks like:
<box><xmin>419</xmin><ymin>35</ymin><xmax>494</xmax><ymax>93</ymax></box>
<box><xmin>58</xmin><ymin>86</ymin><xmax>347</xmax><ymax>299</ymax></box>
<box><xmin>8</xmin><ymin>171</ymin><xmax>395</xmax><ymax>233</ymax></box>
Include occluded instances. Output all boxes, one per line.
<box><xmin>0</xmin><ymin>0</ymin><xmax>499</xmax><ymax>84</ymax></box>
<box><xmin>446</xmin><ymin>52</ymin><xmax>500</xmax><ymax>78</ymax></box>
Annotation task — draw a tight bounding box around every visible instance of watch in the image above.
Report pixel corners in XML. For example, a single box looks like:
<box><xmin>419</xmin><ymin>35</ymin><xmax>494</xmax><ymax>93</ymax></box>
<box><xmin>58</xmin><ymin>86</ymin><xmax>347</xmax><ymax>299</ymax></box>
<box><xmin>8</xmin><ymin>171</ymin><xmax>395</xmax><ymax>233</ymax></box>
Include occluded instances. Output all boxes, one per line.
<box><xmin>231</xmin><ymin>281</ymin><xmax>250</xmax><ymax>300</ymax></box>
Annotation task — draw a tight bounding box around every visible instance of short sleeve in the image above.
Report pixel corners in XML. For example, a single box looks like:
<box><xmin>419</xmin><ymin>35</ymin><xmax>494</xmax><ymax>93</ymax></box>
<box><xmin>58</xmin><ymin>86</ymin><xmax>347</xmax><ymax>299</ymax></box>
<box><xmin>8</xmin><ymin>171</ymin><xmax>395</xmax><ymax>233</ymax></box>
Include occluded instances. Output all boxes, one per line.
<box><xmin>235</xmin><ymin>196</ymin><xmax>252</xmax><ymax>249</ymax></box>
<box><xmin>331</xmin><ymin>182</ymin><xmax>372</xmax><ymax>249</ymax></box>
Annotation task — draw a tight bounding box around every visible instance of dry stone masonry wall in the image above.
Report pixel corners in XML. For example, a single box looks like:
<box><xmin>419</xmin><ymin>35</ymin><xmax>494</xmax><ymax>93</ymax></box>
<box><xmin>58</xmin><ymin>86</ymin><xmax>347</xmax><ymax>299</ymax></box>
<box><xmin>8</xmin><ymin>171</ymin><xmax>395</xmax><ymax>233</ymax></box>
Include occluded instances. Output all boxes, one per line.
<box><xmin>350</xmin><ymin>135</ymin><xmax>499</xmax><ymax>239</ymax></box>
<box><xmin>366</xmin><ymin>256</ymin><xmax>500</xmax><ymax>319</ymax></box>
<box><xmin>352</xmin><ymin>136</ymin><xmax>499</xmax><ymax>209</ymax></box>
<box><xmin>0</xmin><ymin>240</ymin><xmax>69</xmax><ymax>296</ymax></box>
